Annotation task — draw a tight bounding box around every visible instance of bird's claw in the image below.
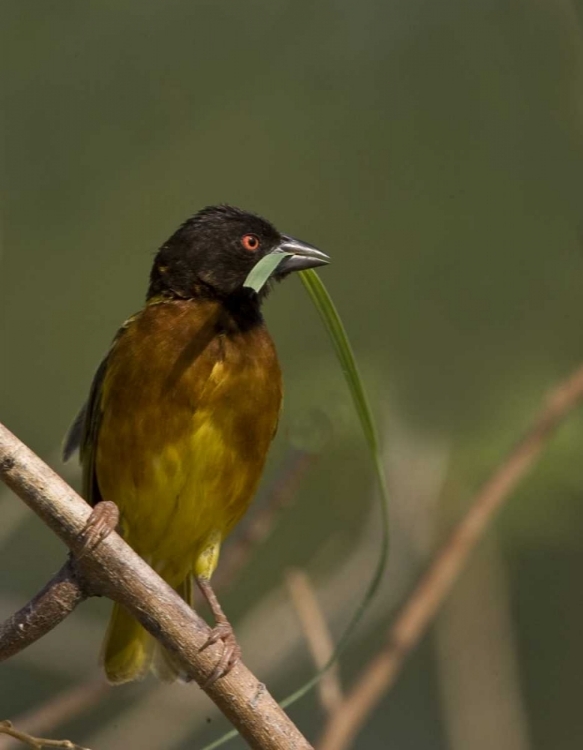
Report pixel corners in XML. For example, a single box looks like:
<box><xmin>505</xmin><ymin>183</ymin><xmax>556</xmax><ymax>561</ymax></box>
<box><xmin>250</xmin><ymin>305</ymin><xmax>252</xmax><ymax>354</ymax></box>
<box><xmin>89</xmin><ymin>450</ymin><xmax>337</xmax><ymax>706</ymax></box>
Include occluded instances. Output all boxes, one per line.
<box><xmin>199</xmin><ymin>621</ymin><xmax>241</xmax><ymax>688</ymax></box>
<box><xmin>77</xmin><ymin>501</ymin><xmax>119</xmax><ymax>559</ymax></box>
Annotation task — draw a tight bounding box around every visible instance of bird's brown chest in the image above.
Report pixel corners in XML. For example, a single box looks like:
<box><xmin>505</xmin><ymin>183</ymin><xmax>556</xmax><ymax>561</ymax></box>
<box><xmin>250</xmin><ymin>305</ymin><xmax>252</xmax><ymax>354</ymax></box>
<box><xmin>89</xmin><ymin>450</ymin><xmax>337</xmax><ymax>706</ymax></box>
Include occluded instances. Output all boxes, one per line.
<box><xmin>95</xmin><ymin>299</ymin><xmax>282</xmax><ymax>565</ymax></box>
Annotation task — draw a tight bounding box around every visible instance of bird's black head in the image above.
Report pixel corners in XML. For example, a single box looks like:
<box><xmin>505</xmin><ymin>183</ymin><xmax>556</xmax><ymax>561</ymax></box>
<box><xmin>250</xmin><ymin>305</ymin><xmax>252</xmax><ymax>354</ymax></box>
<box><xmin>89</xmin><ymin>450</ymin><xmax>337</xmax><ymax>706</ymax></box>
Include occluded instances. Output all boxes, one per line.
<box><xmin>147</xmin><ymin>205</ymin><xmax>328</xmax><ymax>303</ymax></box>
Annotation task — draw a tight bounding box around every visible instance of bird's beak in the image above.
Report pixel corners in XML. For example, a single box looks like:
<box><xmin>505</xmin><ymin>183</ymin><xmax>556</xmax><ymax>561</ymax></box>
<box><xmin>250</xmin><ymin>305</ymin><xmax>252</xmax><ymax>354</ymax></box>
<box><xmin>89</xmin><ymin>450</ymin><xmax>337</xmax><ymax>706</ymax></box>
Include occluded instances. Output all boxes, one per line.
<box><xmin>270</xmin><ymin>235</ymin><xmax>330</xmax><ymax>275</ymax></box>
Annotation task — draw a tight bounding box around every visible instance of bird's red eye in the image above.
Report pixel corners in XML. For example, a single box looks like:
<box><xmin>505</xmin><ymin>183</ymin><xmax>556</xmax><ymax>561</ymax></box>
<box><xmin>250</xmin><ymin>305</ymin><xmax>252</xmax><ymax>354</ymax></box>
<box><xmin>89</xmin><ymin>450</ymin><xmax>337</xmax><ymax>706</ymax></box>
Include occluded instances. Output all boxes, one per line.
<box><xmin>241</xmin><ymin>234</ymin><xmax>260</xmax><ymax>252</ymax></box>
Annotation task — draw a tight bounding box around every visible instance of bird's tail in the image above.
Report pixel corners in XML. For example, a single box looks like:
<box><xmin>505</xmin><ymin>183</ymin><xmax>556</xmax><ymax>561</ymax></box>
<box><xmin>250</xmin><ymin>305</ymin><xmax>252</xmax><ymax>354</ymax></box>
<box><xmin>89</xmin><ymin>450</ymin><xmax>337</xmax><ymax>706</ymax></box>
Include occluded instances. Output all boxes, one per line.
<box><xmin>102</xmin><ymin>577</ymin><xmax>193</xmax><ymax>684</ymax></box>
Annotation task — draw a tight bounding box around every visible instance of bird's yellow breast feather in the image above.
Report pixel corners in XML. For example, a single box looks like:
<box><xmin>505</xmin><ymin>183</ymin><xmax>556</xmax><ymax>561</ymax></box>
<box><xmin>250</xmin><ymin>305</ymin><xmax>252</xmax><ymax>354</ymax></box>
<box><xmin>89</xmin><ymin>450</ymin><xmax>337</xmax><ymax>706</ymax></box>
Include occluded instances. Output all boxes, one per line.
<box><xmin>95</xmin><ymin>299</ymin><xmax>282</xmax><ymax>584</ymax></box>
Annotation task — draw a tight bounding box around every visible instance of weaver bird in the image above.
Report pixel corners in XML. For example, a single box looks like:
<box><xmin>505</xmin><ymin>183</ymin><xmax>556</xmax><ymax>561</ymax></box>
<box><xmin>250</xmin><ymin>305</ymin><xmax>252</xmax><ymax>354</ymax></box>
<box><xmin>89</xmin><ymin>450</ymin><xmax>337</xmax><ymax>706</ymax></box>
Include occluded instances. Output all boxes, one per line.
<box><xmin>63</xmin><ymin>205</ymin><xmax>329</xmax><ymax>685</ymax></box>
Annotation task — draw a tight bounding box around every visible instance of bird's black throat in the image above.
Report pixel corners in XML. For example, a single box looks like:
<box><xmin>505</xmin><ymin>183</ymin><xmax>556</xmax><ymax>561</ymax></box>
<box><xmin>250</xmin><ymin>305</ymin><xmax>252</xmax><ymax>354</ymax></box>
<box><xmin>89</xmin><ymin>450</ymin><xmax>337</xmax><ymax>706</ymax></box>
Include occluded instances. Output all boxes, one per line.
<box><xmin>220</xmin><ymin>288</ymin><xmax>265</xmax><ymax>334</ymax></box>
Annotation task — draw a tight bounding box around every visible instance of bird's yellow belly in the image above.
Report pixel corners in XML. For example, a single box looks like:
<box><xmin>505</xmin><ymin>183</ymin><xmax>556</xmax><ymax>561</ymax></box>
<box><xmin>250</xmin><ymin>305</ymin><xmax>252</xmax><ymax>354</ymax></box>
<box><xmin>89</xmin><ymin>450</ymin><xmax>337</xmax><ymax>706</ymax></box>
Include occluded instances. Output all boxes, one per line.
<box><xmin>120</xmin><ymin>411</ymin><xmax>263</xmax><ymax>582</ymax></box>
<box><xmin>95</xmin><ymin>320</ymin><xmax>282</xmax><ymax>587</ymax></box>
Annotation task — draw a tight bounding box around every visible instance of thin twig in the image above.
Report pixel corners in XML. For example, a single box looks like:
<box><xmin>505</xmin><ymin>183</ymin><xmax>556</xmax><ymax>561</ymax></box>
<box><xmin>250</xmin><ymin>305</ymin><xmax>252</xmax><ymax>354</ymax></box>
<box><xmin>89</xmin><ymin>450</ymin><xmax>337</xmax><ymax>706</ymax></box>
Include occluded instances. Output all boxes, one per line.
<box><xmin>0</xmin><ymin>680</ymin><xmax>108</xmax><ymax>750</ymax></box>
<box><xmin>0</xmin><ymin>721</ymin><xmax>90</xmax><ymax>750</ymax></box>
<box><xmin>0</xmin><ymin>423</ymin><xmax>313</xmax><ymax>750</ymax></box>
<box><xmin>285</xmin><ymin>569</ymin><xmax>343</xmax><ymax>715</ymax></box>
<box><xmin>317</xmin><ymin>362</ymin><xmax>583</xmax><ymax>750</ymax></box>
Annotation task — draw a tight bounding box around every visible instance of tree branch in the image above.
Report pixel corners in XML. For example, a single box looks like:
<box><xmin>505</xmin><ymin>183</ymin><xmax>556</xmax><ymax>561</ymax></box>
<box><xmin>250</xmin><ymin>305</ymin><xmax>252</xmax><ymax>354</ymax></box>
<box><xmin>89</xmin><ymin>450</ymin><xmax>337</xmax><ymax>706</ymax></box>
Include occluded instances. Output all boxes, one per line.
<box><xmin>317</xmin><ymin>362</ymin><xmax>583</xmax><ymax>750</ymax></box>
<box><xmin>285</xmin><ymin>569</ymin><xmax>343</xmax><ymax>715</ymax></box>
<box><xmin>0</xmin><ymin>561</ymin><xmax>86</xmax><ymax>662</ymax></box>
<box><xmin>0</xmin><ymin>423</ymin><xmax>313</xmax><ymax>750</ymax></box>
<box><xmin>0</xmin><ymin>721</ymin><xmax>89</xmax><ymax>750</ymax></box>
<box><xmin>0</xmin><ymin>678</ymin><xmax>107</xmax><ymax>750</ymax></box>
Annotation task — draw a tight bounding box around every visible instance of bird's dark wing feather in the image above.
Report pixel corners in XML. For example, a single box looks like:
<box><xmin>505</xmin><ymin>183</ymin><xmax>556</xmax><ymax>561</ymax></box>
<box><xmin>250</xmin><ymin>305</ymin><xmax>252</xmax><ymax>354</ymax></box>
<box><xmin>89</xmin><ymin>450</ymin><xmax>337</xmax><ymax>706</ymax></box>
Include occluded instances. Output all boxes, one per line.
<box><xmin>62</xmin><ymin>315</ymin><xmax>138</xmax><ymax>507</ymax></box>
<box><xmin>62</xmin><ymin>402</ymin><xmax>87</xmax><ymax>462</ymax></box>
<box><xmin>62</xmin><ymin>355</ymin><xmax>109</xmax><ymax>507</ymax></box>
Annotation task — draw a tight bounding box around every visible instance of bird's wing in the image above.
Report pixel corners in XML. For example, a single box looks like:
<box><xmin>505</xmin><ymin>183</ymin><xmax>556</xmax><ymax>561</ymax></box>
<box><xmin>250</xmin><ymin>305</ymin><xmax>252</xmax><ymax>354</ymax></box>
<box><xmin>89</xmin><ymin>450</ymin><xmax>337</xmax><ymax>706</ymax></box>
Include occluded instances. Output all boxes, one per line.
<box><xmin>62</xmin><ymin>354</ymin><xmax>109</xmax><ymax>506</ymax></box>
<box><xmin>62</xmin><ymin>402</ymin><xmax>87</xmax><ymax>463</ymax></box>
<box><xmin>62</xmin><ymin>316</ymin><xmax>137</xmax><ymax>507</ymax></box>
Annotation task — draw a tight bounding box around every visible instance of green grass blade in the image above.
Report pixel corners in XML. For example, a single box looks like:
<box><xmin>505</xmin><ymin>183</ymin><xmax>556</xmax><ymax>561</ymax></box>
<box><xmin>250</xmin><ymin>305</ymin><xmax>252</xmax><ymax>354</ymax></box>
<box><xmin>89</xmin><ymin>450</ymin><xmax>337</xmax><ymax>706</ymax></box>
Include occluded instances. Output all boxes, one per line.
<box><xmin>243</xmin><ymin>253</ymin><xmax>293</xmax><ymax>293</ymax></box>
<box><xmin>280</xmin><ymin>268</ymin><xmax>390</xmax><ymax>704</ymax></box>
<box><xmin>201</xmin><ymin>268</ymin><xmax>390</xmax><ymax>749</ymax></box>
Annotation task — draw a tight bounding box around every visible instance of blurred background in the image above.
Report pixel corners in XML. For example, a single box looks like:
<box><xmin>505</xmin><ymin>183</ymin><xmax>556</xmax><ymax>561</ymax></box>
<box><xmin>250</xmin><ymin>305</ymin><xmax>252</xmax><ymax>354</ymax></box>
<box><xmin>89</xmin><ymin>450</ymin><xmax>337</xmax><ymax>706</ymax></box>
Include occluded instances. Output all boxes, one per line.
<box><xmin>2</xmin><ymin>1</ymin><xmax>583</xmax><ymax>748</ymax></box>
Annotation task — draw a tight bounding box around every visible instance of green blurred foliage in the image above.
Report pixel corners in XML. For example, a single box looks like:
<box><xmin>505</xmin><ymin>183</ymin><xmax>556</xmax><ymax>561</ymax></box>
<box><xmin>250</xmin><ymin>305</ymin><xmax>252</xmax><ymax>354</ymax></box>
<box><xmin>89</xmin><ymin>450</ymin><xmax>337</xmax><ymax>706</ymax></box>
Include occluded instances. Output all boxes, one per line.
<box><xmin>2</xmin><ymin>1</ymin><xmax>583</xmax><ymax>748</ymax></box>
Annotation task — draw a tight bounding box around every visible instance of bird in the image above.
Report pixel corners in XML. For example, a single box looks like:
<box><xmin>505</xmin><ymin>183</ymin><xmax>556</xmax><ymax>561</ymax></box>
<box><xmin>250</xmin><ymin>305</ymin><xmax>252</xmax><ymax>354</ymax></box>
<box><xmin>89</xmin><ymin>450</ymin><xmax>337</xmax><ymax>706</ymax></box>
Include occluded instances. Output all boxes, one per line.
<box><xmin>62</xmin><ymin>204</ymin><xmax>329</xmax><ymax>685</ymax></box>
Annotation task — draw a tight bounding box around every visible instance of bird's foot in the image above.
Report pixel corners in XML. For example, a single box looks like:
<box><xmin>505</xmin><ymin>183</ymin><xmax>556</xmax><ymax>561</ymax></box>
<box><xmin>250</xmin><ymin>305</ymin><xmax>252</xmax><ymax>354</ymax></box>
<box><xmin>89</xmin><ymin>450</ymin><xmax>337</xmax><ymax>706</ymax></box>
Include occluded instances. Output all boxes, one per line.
<box><xmin>199</xmin><ymin>620</ymin><xmax>241</xmax><ymax>688</ymax></box>
<box><xmin>77</xmin><ymin>501</ymin><xmax>119</xmax><ymax>558</ymax></box>
<box><xmin>195</xmin><ymin>574</ymin><xmax>241</xmax><ymax>687</ymax></box>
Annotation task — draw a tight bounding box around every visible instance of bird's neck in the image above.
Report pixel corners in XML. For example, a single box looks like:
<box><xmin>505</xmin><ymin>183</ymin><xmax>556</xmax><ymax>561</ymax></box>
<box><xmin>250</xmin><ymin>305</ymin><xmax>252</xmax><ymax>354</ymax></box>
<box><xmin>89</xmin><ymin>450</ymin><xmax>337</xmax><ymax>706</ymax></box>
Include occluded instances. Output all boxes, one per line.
<box><xmin>220</xmin><ymin>290</ymin><xmax>264</xmax><ymax>333</ymax></box>
<box><xmin>147</xmin><ymin>287</ymin><xmax>264</xmax><ymax>335</ymax></box>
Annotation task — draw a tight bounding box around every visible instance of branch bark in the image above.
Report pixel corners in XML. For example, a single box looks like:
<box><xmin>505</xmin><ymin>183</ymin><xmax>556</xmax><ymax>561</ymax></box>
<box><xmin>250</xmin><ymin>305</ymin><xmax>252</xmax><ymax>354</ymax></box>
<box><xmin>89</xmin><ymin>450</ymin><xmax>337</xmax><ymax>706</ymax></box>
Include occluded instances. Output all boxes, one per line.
<box><xmin>0</xmin><ymin>560</ymin><xmax>86</xmax><ymax>661</ymax></box>
<box><xmin>0</xmin><ymin>422</ymin><xmax>313</xmax><ymax>750</ymax></box>
<box><xmin>317</xmin><ymin>362</ymin><xmax>583</xmax><ymax>750</ymax></box>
